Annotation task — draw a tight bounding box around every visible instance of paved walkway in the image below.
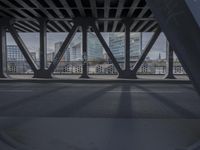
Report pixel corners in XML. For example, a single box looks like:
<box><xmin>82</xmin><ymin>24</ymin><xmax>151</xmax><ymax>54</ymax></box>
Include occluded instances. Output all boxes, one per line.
<box><xmin>0</xmin><ymin>80</ymin><xmax>199</xmax><ymax>150</ymax></box>
<box><xmin>0</xmin><ymin>75</ymin><xmax>190</xmax><ymax>82</ymax></box>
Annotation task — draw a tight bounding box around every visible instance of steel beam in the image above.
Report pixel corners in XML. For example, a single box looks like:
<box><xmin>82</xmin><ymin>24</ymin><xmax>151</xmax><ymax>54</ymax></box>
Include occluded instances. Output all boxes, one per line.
<box><xmin>80</xmin><ymin>25</ymin><xmax>89</xmax><ymax>78</ymax></box>
<box><xmin>48</xmin><ymin>24</ymin><xmax>78</xmax><ymax>74</ymax></box>
<box><xmin>124</xmin><ymin>19</ymin><xmax>131</xmax><ymax>71</ymax></box>
<box><xmin>131</xmin><ymin>27</ymin><xmax>161</xmax><ymax>78</ymax></box>
<box><xmin>112</xmin><ymin>0</ymin><xmax>125</xmax><ymax>32</ymax></box>
<box><xmin>117</xmin><ymin>19</ymin><xmax>134</xmax><ymax>79</ymax></box>
<box><xmin>91</xmin><ymin>22</ymin><xmax>123</xmax><ymax>74</ymax></box>
<box><xmin>164</xmin><ymin>41</ymin><xmax>175</xmax><ymax>79</ymax></box>
<box><xmin>12</xmin><ymin>18</ymin><xmax>156</xmax><ymax>22</ymax></box>
<box><xmin>39</xmin><ymin>18</ymin><xmax>47</xmax><ymax>70</ymax></box>
<box><xmin>146</xmin><ymin>0</ymin><xmax>200</xmax><ymax>94</ymax></box>
<box><xmin>33</xmin><ymin>18</ymin><xmax>50</xmax><ymax>78</ymax></box>
<box><xmin>8</xmin><ymin>23</ymin><xmax>38</xmax><ymax>73</ymax></box>
<box><xmin>119</xmin><ymin>0</ymin><xmax>141</xmax><ymax>32</ymax></box>
<box><xmin>0</xmin><ymin>26</ymin><xmax>8</xmax><ymax>78</ymax></box>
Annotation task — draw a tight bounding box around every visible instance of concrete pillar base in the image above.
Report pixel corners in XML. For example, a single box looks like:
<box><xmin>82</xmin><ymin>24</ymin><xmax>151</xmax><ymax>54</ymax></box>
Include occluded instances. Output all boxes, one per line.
<box><xmin>33</xmin><ymin>69</ymin><xmax>52</xmax><ymax>78</ymax></box>
<box><xmin>118</xmin><ymin>71</ymin><xmax>137</xmax><ymax>79</ymax></box>
<box><xmin>0</xmin><ymin>73</ymin><xmax>8</xmax><ymax>78</ymax></box>
<box><xmin>164</xmin><ymin>74</ymin><xmax>176</xmax><ymax>79</ymax></box>
<box><xmin>80</xmin><ymin>75</ymin><xmax>90</xmax><ymax>79</ymax></box>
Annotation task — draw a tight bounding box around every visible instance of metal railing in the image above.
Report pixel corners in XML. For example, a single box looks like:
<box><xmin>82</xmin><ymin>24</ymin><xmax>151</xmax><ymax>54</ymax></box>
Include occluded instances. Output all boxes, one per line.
<box><xmin>7</xmin><ymin>61</ymin><xmax>186</xmax><ymax>75</ymax></box>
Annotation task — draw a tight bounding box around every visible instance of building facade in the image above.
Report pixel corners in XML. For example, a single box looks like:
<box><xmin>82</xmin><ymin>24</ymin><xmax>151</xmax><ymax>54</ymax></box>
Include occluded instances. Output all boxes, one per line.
<box><xmin>70</xmin><ymin>33</ymin><xmax>104</xmax><ymax>61</ymax></box>
<box><xmin>7</xmin><ymin>45</ymin><xmax>36</xmax><ymax>73</ymax></box>
<box><xmin>55</xmin><ymin>41</ymin><xmax>70</xmax><ymax>62</ymax></box>
<box><xmin>109</xmin><ymin>32</ymin><xmax>142</xmax><ymax>62</ymax></box>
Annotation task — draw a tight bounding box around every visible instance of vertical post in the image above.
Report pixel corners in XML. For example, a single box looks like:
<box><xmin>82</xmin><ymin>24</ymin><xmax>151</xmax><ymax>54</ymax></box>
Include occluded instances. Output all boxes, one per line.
<box><xmin>80</xmin><ymin>25</ymin><xmax>89</xmax><ymax>78</ymax></box>
<box><xmin>0</xmin><ymin>26</ymin><xmax>8</xmax><ymax>78</ymax></box>
<box><xmin>33</xmin><ymin>18</ymin><xmax>51</xmax><ymax>78</ymax></box>
<box><xmin>39</xmin><ymin>18</ymin><xmax>47</xmax><ymax>70</ymax></box>
<box><xmin>165</xmin><ymin>41</ymin><xmax>175</xmax><ymax>79</ymax></box>
<box><xmin>124</xmin><ymin>21</ymin><xmax>131</xmax><ymax>71</ymax></box>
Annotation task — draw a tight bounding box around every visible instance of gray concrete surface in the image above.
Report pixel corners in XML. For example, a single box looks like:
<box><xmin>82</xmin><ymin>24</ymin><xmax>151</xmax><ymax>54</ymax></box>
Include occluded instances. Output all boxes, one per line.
<box><xmin>0</xmin><ymin>82</ymin><xmax>200</xmax><ymax>150</ymax></box>
<box><xmin>0</xmin><ymin>82</ymin><xmax>199</xmax><ymax>118</ymax></box>
<box><xmin>0</xmin><ymin>118</ymin><xmax>200</xmax><ymax>150</ymax></box>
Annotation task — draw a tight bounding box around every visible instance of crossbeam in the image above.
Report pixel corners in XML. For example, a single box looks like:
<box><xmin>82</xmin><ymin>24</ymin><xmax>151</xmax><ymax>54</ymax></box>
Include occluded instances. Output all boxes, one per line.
<box><xmin>91</xmin><ymin>22</ymin><xmax>123</xmax><ymax>74</ymax></box>
<box><xmin>48</xmin><ymin>24</ymin><xmax>78</xmax><ymax>74</ymax></box>
<box><xmin>131</xmin><ymin>27</ymin><xmax>161</xmax><ymax>77</ymax></box>
<box><xmin>8</xmin><ymin>24</ymin><xmax>39</xmax><ymax>72</ymax></box>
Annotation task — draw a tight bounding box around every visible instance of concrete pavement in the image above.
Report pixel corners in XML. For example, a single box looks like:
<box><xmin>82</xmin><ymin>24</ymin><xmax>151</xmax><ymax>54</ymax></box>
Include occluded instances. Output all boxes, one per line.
<box><xmin>0</xmin><ymin>82</ymin><xmax>199</xmax><ymax>118</ymax></box>
<box><xmin>0</xmin><ymin>82</ymin><xmax>200</xmax><ymax>150</ymax></box>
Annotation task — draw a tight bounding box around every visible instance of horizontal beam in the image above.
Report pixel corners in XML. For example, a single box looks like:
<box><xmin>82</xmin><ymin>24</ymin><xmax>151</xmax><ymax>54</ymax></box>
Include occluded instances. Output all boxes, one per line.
<box><xmin>12</xmin><ymin>18</ymin><xmax>156</xmax><ymax>22</ymax></box>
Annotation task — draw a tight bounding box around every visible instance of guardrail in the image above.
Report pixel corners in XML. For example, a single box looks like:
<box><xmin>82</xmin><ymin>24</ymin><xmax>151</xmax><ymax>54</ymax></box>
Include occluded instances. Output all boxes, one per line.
<box><xmin>7</xmin><ymin>61</ymin><xmax>186</xmax><ymax>75</ymax></box>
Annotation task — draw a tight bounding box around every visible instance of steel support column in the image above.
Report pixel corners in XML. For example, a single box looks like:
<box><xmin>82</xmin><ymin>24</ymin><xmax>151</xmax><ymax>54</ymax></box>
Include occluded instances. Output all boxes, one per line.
<box><xmin>0</xmin><ymin>26</ymin><xmax>8</xmax><ymax>78</ymax></box>
<box><xmin>146</xmin><ymin>0</ymin><xmax>200</xmax><ymax>94</ymax></box>
<box><xmin>39</xmin><ymin>18</ymin><xmax>47</xmax><ymax>69</ymax></box>
<box><xmin>48</xmin><ymin>24</ymin><xmax>78</xmax><ymax>74</ymax></box>
<box><xmin>8</xmin><ymin>24</ymin><xmax>38</xmax><ymax>74</ymax></box>
<box><xmin>124</xmin><ymin>20</ymin><xmax>131</xmax><ymax>71</ymax></box>
<box><xmin>131</xmin><ymin>27</ymin><xmax>161</xmax><ymax>78</ymax></box>
<box><xmin>80</xmin><ymin>25</ymin><xmax>89</xmax><ymax>78</ymax></box>
<box><xmin>34</xmin><ymin>18</ymin><xmax>50</xmax><ymax>78</ymax></box>
<box><xmin>118</xmin><ymin>19</ymin><xmax>136</xmax><ymax>79</ymax></box>
<box><xmin>164</xmin><ymin>41</ymin><xmax>175</xmax><ymax>79</ymax></box>
<box><xmin>91</xmin><ymin>22</ymin><xmax>123</xmax><ymax>74</ymax></box>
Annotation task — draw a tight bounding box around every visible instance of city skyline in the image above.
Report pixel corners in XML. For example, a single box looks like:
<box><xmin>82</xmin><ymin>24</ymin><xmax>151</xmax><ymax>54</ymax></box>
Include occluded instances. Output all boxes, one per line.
<box><xmin>6</xmin><ymin>32</ymin><xmax>168</xmax><ymax>60</ymax></box>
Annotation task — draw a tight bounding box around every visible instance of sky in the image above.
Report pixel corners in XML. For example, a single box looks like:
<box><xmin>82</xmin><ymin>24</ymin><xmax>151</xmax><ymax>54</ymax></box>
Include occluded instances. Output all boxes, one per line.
<box><xmin>6</xmin><ymin>32</ymin><xmax>168</xmax><ymax>60</ymax></box>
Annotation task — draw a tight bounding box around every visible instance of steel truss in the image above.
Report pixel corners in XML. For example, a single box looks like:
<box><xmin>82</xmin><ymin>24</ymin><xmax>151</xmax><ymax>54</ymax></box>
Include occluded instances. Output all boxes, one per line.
<box><xmin>0</xmin><ymin>17</ymin><xmax>175</xmax><ymax>79</ymax></box>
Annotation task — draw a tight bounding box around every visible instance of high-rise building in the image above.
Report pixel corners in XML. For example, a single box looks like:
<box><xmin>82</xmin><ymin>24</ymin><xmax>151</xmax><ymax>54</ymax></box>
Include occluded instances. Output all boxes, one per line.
<box><xmin>70</xmin><ymin>33</ymin><xmax>82</xmax><ymax>61</ymax></box>
<box><xmin>87</xmin><ymin>33</ymin><xmax>104</xmax><ymax>61</ymax></box>
<box><xmin>7</xmin><ymin>45</ymin><xmax>36</xmax><ymax>73</ymax></box>
<box><xmin>7</xmin><ymin>45</ymin><xmax>25</xmax><ymax>61</ymax></box>
<box><xmin>47</xmin><ymin>52</ymin><xmax>55</xmax><ymax>62</ymax></box>
<box><xmin>55</xmin><ymin>41</ymin><xmax>70</xmax><ymax>62</ymax></box>
<box><xmin>70</xmin><ymin>33</ymin><xmax>104</xmax><ymax>61</ymax></box>
<box><xmin>7</xmin><ymin>45</ymin><xmax>36</xmax><ymax>61</ymax></box>
<box><xmin>109</xmin><ymin>33</ymin><xmax>142</xmax><ymax>62</ymax></box>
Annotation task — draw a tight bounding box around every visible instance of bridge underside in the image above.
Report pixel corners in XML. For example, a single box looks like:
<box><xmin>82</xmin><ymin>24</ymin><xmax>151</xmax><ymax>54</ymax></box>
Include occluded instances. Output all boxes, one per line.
<box><xmin>1</xmin><ymin>0</ymin><xmax>200</xmax><ymax>149</ymax></box>
<box><xmin>0</xmin><ymin>0</ymin><xmax>199</xmax><ymax>95</ymax></box>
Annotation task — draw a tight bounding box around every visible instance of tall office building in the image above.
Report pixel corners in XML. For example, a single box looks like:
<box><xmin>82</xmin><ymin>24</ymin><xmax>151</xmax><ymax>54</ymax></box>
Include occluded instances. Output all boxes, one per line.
<box><xmin>7</xmin><ymin>45</ymin><xmax>36</xmax><ymax>61</ymax></box>
<box><xmin>55</xmin><ymin>41</ymin><xmax>70</xmax><ymax>61</ymax></box>
<box><xmin>70</xmin><ymin>33</ymin><xmax>104</xmax><ymax>61</ymax></box>
<box><xmin>7</xmin><ymin>45</ymin><xmax>36</xmax><ymax>73</ymax></box>
<box><xmin>109</xmin><ymin>33</ymin><xmax>142</xmax><ymax>62</ymax></box>
<box><xmin>88</xmin><ymin>33</ymin><xmax>104</xmax><ymax>61</ymax></box>
<box><xmin>70</xmin><ymin>33</ymin><xmax>82</xmax><ymax>61</ymax></box>
<box><xmin>7</xmin><ymin>45</ymin><xmax>25</xmax><ymax>61</ymax></box>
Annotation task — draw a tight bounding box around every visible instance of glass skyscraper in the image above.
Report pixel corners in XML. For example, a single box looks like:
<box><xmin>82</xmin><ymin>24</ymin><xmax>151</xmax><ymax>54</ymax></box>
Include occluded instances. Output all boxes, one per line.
<box><xmin>70</xmin><ymin>33</ymin><xmax>104</xmax><ymax>61</ymax></box>
<box><xmin>109</xmin><ymin>33</ymin><xmax>142</xmax><ymax>62</ymax></box>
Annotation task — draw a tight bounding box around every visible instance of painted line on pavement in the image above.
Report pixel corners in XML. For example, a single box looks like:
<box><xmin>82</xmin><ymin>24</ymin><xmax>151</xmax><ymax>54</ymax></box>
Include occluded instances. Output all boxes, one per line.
<box><xmin>107</xmin><ymin>91</ymin><xmax>182</xmax><ymax>94</ymax></box>
<box><xmin>0</xmin><ymin>90</ymin><xmax>33</xmax><ymax>92</ymax></box>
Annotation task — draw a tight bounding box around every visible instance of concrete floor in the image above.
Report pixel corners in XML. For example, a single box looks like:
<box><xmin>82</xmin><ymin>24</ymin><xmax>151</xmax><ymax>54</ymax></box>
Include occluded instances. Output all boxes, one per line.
<box><xmin>0</xmin><ymin>82</ymin><xmax>199</xmax><ymax>118</ymax></box>
<box><xmin>0</xmin><ymin>82</ymin><xmax>200</xmax><ymax>150</ymax></box>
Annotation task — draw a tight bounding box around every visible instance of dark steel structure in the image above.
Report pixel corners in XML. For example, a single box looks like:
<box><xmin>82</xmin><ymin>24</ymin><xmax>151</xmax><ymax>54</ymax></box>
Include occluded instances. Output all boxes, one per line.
<box><xmin>0</xmin><ymin>0</ymin><xmax>200</xmax><ymax>94</ymax></box>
